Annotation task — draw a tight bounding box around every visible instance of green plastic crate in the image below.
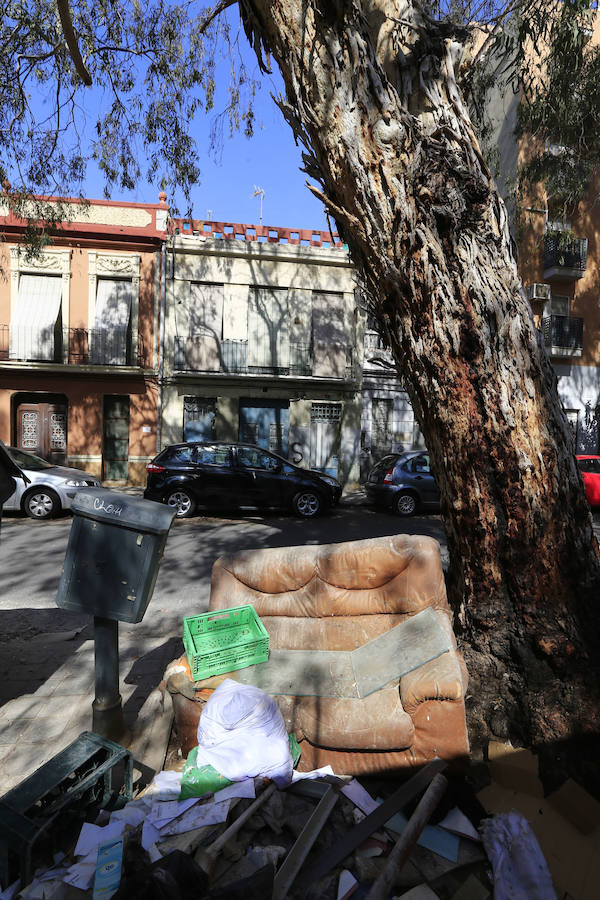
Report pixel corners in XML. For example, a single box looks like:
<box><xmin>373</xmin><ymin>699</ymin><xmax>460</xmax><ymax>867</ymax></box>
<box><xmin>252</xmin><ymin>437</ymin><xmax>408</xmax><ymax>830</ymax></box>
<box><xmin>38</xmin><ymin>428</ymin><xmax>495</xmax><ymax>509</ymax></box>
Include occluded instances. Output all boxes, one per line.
<box><xmin>183</xmin><ymin>605</ymin><xmax>269</xmax><ymax>681</ymax></box>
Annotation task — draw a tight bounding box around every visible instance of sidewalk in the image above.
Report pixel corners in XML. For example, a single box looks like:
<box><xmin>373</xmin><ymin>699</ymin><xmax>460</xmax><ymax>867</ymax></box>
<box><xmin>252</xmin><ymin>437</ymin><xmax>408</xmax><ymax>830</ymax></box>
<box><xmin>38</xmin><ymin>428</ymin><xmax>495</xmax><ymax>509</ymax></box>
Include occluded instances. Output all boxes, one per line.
<box><xmin>0</xmin><ymin>624</ymin><xmax>182</xmax><ymax>796</ymax></box>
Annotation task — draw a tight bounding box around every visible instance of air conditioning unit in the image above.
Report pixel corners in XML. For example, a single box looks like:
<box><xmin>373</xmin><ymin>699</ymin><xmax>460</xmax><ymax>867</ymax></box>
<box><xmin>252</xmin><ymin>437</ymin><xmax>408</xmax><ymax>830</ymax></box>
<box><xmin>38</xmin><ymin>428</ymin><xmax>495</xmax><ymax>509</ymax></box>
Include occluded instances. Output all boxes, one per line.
<box><xmin>527</xmin><ymin>283</ymin><xmax>552</xmax><ymax>301</ymax></box>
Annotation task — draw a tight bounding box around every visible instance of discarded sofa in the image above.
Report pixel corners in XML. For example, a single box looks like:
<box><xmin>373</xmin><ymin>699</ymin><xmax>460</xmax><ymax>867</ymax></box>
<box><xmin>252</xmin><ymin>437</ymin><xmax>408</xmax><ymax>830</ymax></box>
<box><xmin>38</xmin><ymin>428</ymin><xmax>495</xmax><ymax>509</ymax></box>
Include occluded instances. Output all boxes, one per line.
<box><xmin>166</xmin><ymin>534</ymin><xmax>469</xmax><ymax>775</ymax></box>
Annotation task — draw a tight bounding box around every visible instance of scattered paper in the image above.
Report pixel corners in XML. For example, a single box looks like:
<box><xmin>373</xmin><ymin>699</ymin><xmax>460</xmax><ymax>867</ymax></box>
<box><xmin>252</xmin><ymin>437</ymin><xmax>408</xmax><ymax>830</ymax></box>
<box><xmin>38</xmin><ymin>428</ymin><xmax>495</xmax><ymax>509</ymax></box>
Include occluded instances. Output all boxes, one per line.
<box><xmin>141</xmin><ymin>820</ymin><xmax>162</xmax><ymax>852</ymax></box>
<box><xmin>214</xmin><ymin>778</ymin><xmax>256</xmax><ymax>802</ymax></box>
<box><xmin>337</xmin><ymin>868</ymin><xmax>358</xmax><ymax>900</ymax></box>
<box><xmin>74</xmin><ymin>820</ymin><xmax>125</xmax><ymax>858</ymax></box>
<box><xmin>155</xmin><ymin>798</ymin><xmax>231</xmax><ymax>837</ymax></box>
<box><xmin>341</xmin><ymin>780</ymin><xmax>379</xmax><ymax>815</ymax></box>
<box><xmin>143</xmin><ymin>769</ymin><xmax>183</xmax><ymax>800</ymax></box>
<box><xmin>385</xmin><ymin>808</ymin><xmax>460</xmax><ymax>863</ymax></box>
<box><xmin>147</xmin><ymin>843</ymin><xmax>163</xmax><ymax>863</ymax></box>
<box><xmin>63</xmin><ymin>858</ymin><xmax>98</xmax><ymax>891</ymax></box>
<box><xmin>0</xmin><ymin>879</ymin><xmax>20</xmax><ymax>900</ymax></box>
<box><xmin>149</xmin><ymin>797</ymin><xmax>198</xmax><ymax>828</ymax></box>
<box><xmin>291</xmin><ymin>765</ymin><xmax>335</xmax><ymax>782</ymax></box>
<box><xmin>438</xmin><ymin>807</ymin><xmax>480</xmax><ymax>841</ymax></box>
<box><xmin>110</xmin><ymin>799</ymin><xmax>149</xmax><ymax>828</ymax></box>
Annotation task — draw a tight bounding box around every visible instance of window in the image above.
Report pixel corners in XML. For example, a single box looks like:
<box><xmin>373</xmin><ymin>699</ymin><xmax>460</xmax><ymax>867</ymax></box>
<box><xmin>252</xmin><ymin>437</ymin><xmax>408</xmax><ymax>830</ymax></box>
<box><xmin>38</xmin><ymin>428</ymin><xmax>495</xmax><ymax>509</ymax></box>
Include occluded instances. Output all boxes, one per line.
<box><xmin>404</xmin><ymin>454</ymin><xmax>431</xmax><ymax>474</ymax></box>
<box><xmin>189</xmin><ymin>283</ymin><xmax>224</xmax><ymax>338</ymax></box>
<box><xmin>240</xmin><ymin>423</ymin><xmax>259</xmax><ymax>445</ymax></box>
<box><xmin>269</xmin><ymin>422</ymin><xmax>285</xmax><ymax>454</ymax></box>
<box><xmin>544</xmin><ymin>294</ymin><xmax>570</xmax><ymax>318</ymax></box>
<box><xmin>565</xmin><ymin>409</ymin><xmax>579</xmax><ymax>444</ymax></box>
<box><xmin>237</xmin><ymin>447</ymin><xmax>281</xmax><ymax>471</ymax></box>
<box><xmin>90</xmin><ymin>279</ymin><xmax>133</xmax><ymax>365</ymax></box>
<box><xmin>248</xmin><ymin>287</ymin><xmax>289</xmax><ymax>370</ymax></box>
<box><xmin>578</xmin><ymin>458</ymin><xmax>600</xmax><ymax>474</ymax></box>
<box><xmin>311</xmin><ymin>402</ymin><xmax>342</xmax><ymax>422</ymax></box>
<box><xmin>196</xmin><ymin>446</ymin><xmax>231</xmax><ymax>467</ymax></box>
<box><xmin>372</xmin><ymin>398</ymin><xmax>393</xmax><ymax>460</ymax></box>
<box><xmin>164</xmin><ymin>446</ymin><xmax>196</xmax><ymax>464</ymax></box>
<box><xmin>87</xmin><ymin>252</ymin><xmax>140</xmax><ymax>366</ymax></box>
<box><xmin>183</xmin><ymin>397</ymin><xmax>216</xmax><ymax>441</ymax></box>
<box><xmin>10</xmin><ymin>274</ymin><xmax>63</xmax><ymax>361</ymax></box>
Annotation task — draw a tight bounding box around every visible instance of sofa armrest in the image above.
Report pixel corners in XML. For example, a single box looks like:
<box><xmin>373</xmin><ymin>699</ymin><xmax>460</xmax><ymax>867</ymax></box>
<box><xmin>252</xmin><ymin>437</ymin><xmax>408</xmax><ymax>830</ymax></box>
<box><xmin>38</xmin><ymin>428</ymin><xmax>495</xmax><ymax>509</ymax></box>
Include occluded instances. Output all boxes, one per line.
<box><xmin>400</xmin><ymin>648</ymin><xmax>468</xmax><ymax>717</ymax></box>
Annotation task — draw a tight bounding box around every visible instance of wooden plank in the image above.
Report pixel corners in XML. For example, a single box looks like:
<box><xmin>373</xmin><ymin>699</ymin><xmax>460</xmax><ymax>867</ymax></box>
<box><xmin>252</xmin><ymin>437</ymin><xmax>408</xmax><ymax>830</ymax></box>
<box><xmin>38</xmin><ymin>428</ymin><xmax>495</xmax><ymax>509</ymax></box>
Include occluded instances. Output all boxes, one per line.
<box><xmin>272</xmin><ymin>786</ymin><xmax>338</xmax><ymax>900</ymax></box>
<box><xmin>366</xmin><ymin>773</ymin><xmax>448</xmax><ymax>900</ymax></box>
<box><xmin>296</xmin><ymin>759</ymin><xmax>447</xmax><ymax>892</ymax></box>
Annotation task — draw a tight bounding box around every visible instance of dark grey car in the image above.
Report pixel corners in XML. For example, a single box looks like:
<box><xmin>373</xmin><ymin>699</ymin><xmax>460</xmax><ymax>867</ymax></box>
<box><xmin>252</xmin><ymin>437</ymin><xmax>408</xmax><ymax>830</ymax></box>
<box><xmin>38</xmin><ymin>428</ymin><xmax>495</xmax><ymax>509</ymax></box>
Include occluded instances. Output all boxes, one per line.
<box><xmin>365</xmin><ymin>451</ymin><xmax>440</xmax><ymax>516</ymax></box>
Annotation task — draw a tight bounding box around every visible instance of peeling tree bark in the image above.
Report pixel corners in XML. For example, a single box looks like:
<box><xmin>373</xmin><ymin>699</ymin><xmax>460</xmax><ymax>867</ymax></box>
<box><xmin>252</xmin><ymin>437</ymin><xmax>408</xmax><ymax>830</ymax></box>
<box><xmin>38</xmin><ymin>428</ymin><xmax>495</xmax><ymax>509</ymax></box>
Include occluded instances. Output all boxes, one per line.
<box><xmin>239</xmin><ymin>0</ymin><xmax>600</xmax><ymax>779</ymax></box>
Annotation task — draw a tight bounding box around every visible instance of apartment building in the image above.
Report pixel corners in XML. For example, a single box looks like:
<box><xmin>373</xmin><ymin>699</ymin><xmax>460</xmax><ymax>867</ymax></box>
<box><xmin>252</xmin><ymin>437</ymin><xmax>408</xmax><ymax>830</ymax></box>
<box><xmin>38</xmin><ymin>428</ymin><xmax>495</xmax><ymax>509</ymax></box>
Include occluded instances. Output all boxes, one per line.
<box><xmin>160</xmin><ymin>220</ymin><xmax>363</xmax><ymax>487</ymax></box>
<box><xmin>482</xmin><ymin>13</ymin><xmax>600</xmax><ymax>452</ymax></box>
<box><xmin>0</xmin><ymin>195</ymin><xmax>168</xmax><ymax>483</ymax></box>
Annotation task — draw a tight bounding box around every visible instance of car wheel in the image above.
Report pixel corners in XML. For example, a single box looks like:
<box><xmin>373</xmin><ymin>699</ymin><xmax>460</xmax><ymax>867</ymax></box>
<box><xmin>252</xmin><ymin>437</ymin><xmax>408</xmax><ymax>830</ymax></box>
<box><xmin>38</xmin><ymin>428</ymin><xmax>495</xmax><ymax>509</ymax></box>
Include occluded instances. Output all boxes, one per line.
<box><xmin>22</xmin><ymin>488</ymin><xmax>60</xmax><ymax>520</ymax></box>
<box><xmin>395</xmin><ymin>491</ymin><xmax>418</xmax><ymax>517</ymax></box>
<box><xmin>293</xmin><ymin>490</ymin><xmax>322</xmax><ymax>518</ymax></box>
<box><xmin>165</xmin><ymin>488</ymin><xmax>196</xmax><ymax>518</ymax></box>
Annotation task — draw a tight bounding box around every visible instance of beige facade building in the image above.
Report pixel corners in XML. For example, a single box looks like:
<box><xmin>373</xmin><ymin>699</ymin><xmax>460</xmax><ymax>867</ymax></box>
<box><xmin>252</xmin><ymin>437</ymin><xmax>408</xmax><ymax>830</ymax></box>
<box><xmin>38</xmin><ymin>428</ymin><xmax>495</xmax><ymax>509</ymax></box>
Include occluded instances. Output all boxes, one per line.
<box><xmin>161</xmin><ymin>220</ymin><xmax>364</xmax><ymax>487</ymax></box>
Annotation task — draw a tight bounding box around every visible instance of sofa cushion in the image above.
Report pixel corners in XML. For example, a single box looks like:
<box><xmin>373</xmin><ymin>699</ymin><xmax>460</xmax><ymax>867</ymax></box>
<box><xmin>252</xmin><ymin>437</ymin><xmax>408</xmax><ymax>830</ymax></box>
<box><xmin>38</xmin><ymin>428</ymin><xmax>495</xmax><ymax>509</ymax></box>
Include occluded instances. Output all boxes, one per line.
<box><xmin>210</xmin><ymin>534</ymin><xmax>448</xmax><ymax>619</ymax></box>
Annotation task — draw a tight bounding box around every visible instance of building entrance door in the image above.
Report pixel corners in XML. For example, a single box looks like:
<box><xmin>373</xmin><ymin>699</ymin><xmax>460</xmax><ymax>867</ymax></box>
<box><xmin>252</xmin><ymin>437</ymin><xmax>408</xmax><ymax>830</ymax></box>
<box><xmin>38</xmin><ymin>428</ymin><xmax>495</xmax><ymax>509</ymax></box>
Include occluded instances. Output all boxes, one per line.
<box><xmin>103</xmin><ymin>395</ymin><xmax>130</xmax><ymax>481</ymax></box>
<box><xmin>15</xmin><ymin>397</ymin><xmax>67</xmax><ymax>465</ymax></box>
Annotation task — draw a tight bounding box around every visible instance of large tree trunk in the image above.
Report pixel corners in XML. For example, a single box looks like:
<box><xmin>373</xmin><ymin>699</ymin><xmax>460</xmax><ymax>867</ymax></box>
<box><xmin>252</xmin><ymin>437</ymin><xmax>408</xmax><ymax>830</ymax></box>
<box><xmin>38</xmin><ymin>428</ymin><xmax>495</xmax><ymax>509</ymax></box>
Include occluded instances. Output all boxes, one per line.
<box><xmin>240</xmin><ymin>0</ymin><xmax>600</xmax><ymax>782</ymax></box>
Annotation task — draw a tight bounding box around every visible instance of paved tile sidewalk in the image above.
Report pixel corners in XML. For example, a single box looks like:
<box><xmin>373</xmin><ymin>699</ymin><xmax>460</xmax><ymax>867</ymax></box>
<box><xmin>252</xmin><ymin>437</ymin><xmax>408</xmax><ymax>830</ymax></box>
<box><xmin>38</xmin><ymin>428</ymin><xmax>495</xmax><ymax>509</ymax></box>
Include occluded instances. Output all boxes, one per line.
<box><xmin>0</xmin><ymin>627</ymin><xmax>182</xmax><ymax>796</ymax></box>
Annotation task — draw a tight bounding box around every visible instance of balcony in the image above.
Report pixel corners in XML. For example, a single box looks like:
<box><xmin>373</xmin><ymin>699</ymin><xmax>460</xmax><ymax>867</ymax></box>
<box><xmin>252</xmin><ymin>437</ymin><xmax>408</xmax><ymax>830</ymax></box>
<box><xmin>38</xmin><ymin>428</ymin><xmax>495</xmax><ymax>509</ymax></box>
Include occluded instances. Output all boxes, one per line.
<box><xmin>364</xmin><ymin>330</ymin><xmax>394</xmax><ymax>368</ymax></box>
<box><xmin>174</xmin><ymin>336</ymin><xmax>356</xmax><ymax>380</ymax></box>
<box><xmin>543</xmin><ymin>234</ymin><xmax>588</xmax><ymax>281</ymax></box>
<box><xmin>0</xmin><ymin>326</ymin><xmax>145</xmax><ymax>367</ymax></box>
<box><xmin>542</xmin><ymin>315</ymin><xmax>583</xmax><ymax>357</ymax></box>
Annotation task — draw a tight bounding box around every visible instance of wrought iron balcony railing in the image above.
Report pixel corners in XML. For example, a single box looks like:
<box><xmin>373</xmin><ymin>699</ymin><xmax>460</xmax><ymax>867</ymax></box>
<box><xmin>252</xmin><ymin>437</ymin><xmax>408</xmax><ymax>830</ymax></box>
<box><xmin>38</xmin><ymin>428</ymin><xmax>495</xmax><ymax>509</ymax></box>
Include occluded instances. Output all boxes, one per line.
<box><xmin>0</xmin><ymin>326</ymin><xmax>145</xmax><ymax>367</ymax></box>
<box><xmin>542</xmin><ymin>315</ymin><xmax>583</xmax><ymax>356</ymax></box>
<box><xmin>174</xmin><ymin>336</ymin><xmax>356</xmax><ymax>380</ymax></box>
<box><xmin>543</xmin><ymin>234</ymin><xmax>588</xmax><ymax>280</ymax></box>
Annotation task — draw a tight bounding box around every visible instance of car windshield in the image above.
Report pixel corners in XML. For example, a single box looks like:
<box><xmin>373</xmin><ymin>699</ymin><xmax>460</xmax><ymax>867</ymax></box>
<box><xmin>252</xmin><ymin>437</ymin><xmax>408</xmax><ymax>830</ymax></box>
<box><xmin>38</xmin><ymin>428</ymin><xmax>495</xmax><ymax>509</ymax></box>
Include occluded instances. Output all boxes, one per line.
<box><xmin>8</xmin><ymin>447</ymin><xmax>54</xmax><ymax>471</ymax></box>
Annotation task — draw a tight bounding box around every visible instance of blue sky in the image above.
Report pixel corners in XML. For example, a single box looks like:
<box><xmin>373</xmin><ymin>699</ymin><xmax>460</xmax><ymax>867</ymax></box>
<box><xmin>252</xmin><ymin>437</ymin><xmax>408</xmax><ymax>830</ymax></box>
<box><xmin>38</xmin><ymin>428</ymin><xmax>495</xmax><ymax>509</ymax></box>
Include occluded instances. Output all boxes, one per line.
<box><xmin>83</xmin><ymin>20</ymin><xmax>330</xmax><ymax>233</ymax></box>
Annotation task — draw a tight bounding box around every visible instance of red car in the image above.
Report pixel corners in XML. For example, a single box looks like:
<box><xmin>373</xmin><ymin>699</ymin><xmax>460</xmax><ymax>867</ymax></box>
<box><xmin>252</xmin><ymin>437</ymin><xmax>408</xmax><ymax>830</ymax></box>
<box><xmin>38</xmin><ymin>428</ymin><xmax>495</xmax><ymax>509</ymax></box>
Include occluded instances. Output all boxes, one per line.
<box><xmin>576</xmin><ymin>455</ymin><xmax>600</xmax><ymax>508</ymax></box>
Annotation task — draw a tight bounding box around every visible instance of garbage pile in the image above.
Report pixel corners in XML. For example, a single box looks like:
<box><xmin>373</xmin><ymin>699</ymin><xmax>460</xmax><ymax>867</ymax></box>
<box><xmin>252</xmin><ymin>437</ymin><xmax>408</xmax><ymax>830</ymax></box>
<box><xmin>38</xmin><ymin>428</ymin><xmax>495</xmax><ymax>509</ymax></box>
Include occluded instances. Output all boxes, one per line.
<box><xmin>1</xmin><ymin>680</ymin><xmax>560</xmax><ymax>900</ymax></box>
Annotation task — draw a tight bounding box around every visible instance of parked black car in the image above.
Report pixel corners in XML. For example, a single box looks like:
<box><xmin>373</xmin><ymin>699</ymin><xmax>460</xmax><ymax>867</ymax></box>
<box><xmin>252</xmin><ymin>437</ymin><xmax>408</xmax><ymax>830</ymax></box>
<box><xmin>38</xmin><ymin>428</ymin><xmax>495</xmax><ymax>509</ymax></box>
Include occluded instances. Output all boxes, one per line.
<box><xmin>365</xmin><ymin>451</ymin><xmax>440</xmax><ymax>516</ymax></box>
<box><xmin>144</xmin><ymin>442</ymin><xmax>342</xmax><ymax>518</ymax></box>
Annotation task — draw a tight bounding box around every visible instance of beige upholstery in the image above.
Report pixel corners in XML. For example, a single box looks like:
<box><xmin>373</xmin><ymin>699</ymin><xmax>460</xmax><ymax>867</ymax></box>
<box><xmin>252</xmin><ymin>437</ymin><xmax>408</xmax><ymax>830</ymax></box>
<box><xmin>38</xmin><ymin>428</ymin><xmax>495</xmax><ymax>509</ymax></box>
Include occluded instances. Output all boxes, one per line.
<box><xmin>168</xmin><ymin>534</ymin><xmax>470</xmax><ymax>775</ymax></box>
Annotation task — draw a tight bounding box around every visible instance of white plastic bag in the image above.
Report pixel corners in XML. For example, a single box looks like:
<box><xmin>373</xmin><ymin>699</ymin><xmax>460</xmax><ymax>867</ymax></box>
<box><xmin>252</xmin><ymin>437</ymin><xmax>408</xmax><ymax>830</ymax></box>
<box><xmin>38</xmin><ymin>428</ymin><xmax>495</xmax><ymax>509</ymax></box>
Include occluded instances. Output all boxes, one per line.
<box><xmin>195</xmin><ymin>679</ymin><xmax>293</xmax><ymax>786</ymax></box>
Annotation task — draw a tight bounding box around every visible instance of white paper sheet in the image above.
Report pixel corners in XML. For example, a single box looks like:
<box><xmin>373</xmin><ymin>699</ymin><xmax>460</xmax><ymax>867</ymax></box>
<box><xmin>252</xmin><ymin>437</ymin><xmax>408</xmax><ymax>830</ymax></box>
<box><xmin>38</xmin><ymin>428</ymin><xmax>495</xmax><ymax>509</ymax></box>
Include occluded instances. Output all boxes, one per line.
<box><xmin>156</xmin><ymin>798</ymin><xmax>232</xmax><ymax>837</ymax></box>
<box><xmin>341</xmin><ymin>779</ymin><xmax>379</xmax><ymax>814</ymax></box>
<box><xmin>141</xmin><ymin>820</ymin><xmax>162</xmax><ymax>851</ymax></box>
<box><xmin>110</xmin><ymin>799</ymin><xmax>150</xmax><ymax>828</ymax></box>
<box><xmin>291</xmin><ymin>765</ymin><xmax>335</xmax><ymax>783</ymax></box>
<box><xmin>63</xmin><ymin>858</ymin><xmax>98</xmax><ymax>891</ymax></box>
<box><xmin>214</xmin><ymin>778</ymin><xmax>256</xmax><ymax>802</ymax></box>
<box><xmin>74</xmin><ymin>820</ymin><xmax>125</xmax><ymax>858</ymax></box>
<box><xmin>149</xmin><ymin>797</ymin><xmax>198</xmax><ymax>828</ymax></box>
<box><xmin>438</xmin><ymin>807</ymin><xmax>480</xmax><ymax>841</ymax></box>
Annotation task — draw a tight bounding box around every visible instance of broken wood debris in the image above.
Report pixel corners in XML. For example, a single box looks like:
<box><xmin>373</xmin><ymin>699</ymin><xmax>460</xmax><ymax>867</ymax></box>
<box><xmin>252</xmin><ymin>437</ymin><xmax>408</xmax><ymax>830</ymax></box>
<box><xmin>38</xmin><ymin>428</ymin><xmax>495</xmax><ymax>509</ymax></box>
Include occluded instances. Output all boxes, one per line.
<box><xmin>3</xmin><ymin>759</ymin><xmax>513</xmax><ymax>900</ymax></box>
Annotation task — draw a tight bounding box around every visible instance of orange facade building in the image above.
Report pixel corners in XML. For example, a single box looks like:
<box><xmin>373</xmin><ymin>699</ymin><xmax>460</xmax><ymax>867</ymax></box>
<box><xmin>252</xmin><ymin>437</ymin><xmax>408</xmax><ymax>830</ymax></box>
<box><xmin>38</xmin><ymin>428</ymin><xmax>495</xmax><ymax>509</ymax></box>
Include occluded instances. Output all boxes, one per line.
<box><xmin>0</xmin><ymin>196</ymin><xmax>168</xmax><ymax>484</ymax></box>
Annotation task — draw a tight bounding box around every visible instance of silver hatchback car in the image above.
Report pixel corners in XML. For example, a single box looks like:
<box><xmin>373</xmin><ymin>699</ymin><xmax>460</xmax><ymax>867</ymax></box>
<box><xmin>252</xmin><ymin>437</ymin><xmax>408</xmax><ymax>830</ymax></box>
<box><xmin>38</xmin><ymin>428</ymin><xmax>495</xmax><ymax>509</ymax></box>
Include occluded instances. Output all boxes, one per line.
<box><xmin>2</xmin><ymin>447</ymin><xmax>101</xmax><ymax>519</ymax></box>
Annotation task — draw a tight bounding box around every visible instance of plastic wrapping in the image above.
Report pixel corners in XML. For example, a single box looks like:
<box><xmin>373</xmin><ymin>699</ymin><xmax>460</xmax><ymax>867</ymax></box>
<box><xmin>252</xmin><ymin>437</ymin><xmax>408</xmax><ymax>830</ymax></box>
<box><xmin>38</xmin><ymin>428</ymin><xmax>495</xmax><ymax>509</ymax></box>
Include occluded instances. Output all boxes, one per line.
<box><xmin>195</xmin><ymin>679</ymin><xmax>293</xmax><ymax>786</ymax></box>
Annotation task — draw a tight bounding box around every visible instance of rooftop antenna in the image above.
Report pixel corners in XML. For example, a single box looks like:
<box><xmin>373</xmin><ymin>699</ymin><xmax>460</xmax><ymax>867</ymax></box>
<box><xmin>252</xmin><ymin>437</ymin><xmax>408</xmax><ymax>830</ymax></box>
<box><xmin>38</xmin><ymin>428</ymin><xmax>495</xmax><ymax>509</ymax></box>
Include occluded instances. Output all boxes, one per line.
<box><xmin>206</xmin><ymin>209</ymin><xmax>213</xmax><ymax>220</ymax></box>
<box><xmin>252</xmin><ymin>186</ymin><xmax>265</xmax><ymax>225</ymax></box>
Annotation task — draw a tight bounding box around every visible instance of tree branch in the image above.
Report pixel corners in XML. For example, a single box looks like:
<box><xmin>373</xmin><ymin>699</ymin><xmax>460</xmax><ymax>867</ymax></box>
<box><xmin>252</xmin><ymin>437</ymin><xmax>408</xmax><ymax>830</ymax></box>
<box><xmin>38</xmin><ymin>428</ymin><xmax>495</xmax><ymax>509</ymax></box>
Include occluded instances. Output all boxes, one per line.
<box><xmin>198</xmin><ymin>0</ymin><xmax>236</xmax><ymax>36</ymax></box>
<box><xmin>57</xmin><ymin>0</ymin><xmax>92</xmax><ymax>85</ymax></box>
